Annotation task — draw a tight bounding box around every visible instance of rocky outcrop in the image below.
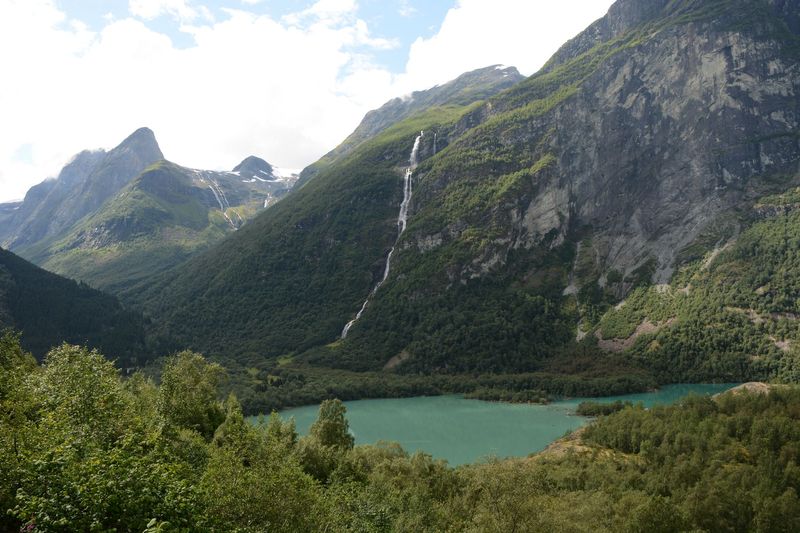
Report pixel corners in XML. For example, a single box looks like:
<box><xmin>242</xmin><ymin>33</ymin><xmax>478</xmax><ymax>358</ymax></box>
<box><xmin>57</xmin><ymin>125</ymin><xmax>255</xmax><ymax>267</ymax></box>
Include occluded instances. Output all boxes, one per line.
<box><xmin>2</xmin><ymin>128</ymin><xmax>163</xmax><ymax>251</ymax></box>
<box><xmin>233</xmin><ymin>156</ymin><xmax>275</xmax><ymax>180</ymax></box>
<box><xmin>753</xmin><ymin>203</ymin><xmax>800</xmax><ymax>218</ymax></box>
<box><xmin>410</xmin><ymin>0</ymin><xmax>800</xmax><ymax>286</ymax></box>
<box><xmin>713</xmin><ymin>382</ymin><xmax>772</xmax><ymax>397</ymax></box>
<box><xmin>295</xmin><ymin>65</ymin><xmax>524</xmax><ymax>188</ymax></box>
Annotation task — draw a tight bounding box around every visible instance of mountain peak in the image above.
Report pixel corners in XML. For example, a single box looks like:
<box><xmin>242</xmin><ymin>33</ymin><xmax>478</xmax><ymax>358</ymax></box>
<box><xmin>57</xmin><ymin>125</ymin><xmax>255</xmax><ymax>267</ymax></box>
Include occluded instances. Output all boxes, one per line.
<box><xmin>295</xmin><ymin>63</ymin><xmax>524</xmax><ymax>189</ymax></box>
<box><xmin>115</xmin><ymin>127</ymin><xmax>163</xmax><ymax>162</ymax></box>
<box><xmin>233</xmin><ymin>156</ymin><xmax>274</xmax><ymax>179</ymax></box>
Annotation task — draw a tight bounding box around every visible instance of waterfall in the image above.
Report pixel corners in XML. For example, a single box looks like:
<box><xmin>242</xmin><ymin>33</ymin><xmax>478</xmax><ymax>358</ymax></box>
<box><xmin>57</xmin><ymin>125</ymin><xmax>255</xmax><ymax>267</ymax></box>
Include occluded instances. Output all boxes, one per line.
<box><xmin>207</xmin><ymin>185</ymin><xmax>225</xmax><ymax>211</ymax></box>
<box><xmin>199</xmin><ymin>170</ymin><xmax>236</xmax><ymax>229</ymax></box>
<box><xmin>342</xmin><ymin>131</ymin><xmax>423</xmax><ymax>339</ymax></box>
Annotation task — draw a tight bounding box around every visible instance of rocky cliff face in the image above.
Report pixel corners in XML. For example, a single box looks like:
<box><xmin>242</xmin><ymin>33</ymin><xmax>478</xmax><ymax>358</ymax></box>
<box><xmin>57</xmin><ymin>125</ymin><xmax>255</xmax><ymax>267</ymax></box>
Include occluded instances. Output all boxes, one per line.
<box><xmin>129</xmin><ymin>0</ymin><xmax>800</xmax><ymax>373</ymax></box>
<box><xmin>409</xmin><ymin>0</ymin><xmax>800</xmax><ymax>287</ymax></box>
<box><xmin>1</xmin><ymin>128</ymin><xmax>163</xmax><ymax>250</ymax></box>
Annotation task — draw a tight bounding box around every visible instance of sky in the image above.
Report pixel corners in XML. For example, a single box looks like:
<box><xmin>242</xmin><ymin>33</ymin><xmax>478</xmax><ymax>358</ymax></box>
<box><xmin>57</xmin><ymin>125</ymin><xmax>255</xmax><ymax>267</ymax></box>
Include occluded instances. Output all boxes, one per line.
<box><xmin>0</xmin><ymin>0</ymin><xmax>614</xmax><ymax>203</ymax></box>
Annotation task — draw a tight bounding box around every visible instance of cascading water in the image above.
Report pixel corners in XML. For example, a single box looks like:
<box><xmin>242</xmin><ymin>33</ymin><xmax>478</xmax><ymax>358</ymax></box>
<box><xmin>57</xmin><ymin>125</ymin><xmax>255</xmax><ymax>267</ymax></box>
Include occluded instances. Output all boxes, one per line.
<box><xmin>197</xmin><ymin>170</ymin><xmax>237</xmax><ymax>229</ymax></box>
<box><xmin>341</xmin><ymin>131</ymin><xmax>423</xmax><ymax>339</ymax></box>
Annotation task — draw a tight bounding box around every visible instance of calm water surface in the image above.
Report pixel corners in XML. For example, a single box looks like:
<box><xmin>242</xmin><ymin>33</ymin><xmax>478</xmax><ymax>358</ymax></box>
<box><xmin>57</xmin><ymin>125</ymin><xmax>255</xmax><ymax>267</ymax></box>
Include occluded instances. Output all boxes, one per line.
<box><xmin>264</xmin><ymin>383</ymin><xmax>737</xmax><ymax>466</ymax></box>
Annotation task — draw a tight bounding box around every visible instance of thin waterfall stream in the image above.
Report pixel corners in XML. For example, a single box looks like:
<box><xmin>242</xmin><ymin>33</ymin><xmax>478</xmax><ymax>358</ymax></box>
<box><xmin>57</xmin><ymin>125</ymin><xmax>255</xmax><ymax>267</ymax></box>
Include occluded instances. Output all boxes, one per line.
<box><xmin>341</xmin><ymin>131</ymin><xmax>423</xmax><ymax>339</ymax></box>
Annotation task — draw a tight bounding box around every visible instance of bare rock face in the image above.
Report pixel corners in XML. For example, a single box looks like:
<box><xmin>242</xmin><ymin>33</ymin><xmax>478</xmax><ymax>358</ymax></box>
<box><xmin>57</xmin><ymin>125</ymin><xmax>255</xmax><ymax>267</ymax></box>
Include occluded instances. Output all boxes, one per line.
<box><xmin>410</xmin><ymin>0</ymin><xmax>800</xmax><ymax>287</ymax></box>
<box><xmin>2</xmin><ymin>128</ymin><xmax>163</xmax><ymax>250</ymax></box>
<box><xmin>548</xmin><ymin>30</ymin><xmax>798</xmax><ymax>282</ymax></box>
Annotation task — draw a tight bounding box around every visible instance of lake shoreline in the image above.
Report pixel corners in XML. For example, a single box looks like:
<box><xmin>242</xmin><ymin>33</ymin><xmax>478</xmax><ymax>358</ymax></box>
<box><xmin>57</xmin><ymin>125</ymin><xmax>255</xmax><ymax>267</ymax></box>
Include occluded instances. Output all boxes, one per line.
<box><xmin>251</xmin><ymin>383</ymin><xmax>740</xmax><ymax>466</ymax></box>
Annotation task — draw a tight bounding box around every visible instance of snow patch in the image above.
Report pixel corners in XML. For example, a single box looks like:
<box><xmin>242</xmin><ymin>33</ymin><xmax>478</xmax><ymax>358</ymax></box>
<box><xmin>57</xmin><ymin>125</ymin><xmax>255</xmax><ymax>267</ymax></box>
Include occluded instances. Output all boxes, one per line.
<box><xmin>273</xmin><ymin>167</ymin><xmax>300</xmax><ymax>180</ymax></box>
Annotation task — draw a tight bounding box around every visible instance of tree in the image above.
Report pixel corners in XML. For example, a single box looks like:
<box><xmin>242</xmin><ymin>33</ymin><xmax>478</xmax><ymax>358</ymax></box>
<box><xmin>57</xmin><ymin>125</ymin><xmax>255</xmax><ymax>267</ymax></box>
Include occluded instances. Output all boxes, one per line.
<box><xmin>309</xmin><ymin>398</ymin><xmax>355</xmax><ymax>449</ymax></box>
<box><xmin>0</xmin><ymin>330</ymin><xmax>36</xmax><ymax>531</ymax></box>
<box><xmin>157</xmin><ymin>350</ymin><xmax>225</xmax><ymax>439</ymax></box>
<box><xmin>35</xmin><ymin>343</ymin><xmax>129</xmax><ymax>443</ymax></box>
<box><xmin>201</xmin><ymin>398</ymin><xmax>326</xmax><ymax>531</ymax></box>
<box><xmin>9</xmin><ymin>344</ymin><xmax>200</xmax><ymax>531</ymax></box>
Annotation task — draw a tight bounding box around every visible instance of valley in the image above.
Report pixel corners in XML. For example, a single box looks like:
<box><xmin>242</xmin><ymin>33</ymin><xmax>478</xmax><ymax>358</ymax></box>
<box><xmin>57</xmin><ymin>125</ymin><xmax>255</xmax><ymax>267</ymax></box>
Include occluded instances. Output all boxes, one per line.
<box><xmin>1</xmin><ymin>0</ymin><xmax>800</xmax><ymax>530</ymax></box>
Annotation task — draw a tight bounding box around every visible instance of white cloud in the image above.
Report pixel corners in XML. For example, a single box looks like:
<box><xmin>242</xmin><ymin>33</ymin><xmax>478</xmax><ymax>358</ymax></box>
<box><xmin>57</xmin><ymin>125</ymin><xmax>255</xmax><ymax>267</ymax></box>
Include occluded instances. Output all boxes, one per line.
<box><xmin>0</xmin><ymin>0</ymin><xmax>616</xmax><ymax>203</ymax></box>
<box><xmin>0</xmin><ymin>0</ymin><xmax>400</xmax><ymax>202</ymax></box>
<box><xmin>395</xmin><ymin>0</ymin><xmax>613</xmax><ymax>93</ymax></box>
<box><xmin>282</xmin><ymin>0</ymin><xmax>358</xmax><ymax>27</ymax></box>
<box><xmin>398</xmin><ymin>1</ymin><xmax>417</xmax><ymax>18</ymax></box>
<box><xmin>128</xmin><ymin>0</ymin><xmax>205</xmax><ymax>22</ymax></box>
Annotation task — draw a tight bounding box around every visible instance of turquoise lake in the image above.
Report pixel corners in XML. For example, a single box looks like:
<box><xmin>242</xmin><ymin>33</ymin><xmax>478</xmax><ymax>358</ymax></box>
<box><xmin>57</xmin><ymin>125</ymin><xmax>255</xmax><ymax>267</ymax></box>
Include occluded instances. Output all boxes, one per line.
<box><xmin>265</xmin><ymin>384</ymin><xmax>738</xmax><ymax>466</ymax></box>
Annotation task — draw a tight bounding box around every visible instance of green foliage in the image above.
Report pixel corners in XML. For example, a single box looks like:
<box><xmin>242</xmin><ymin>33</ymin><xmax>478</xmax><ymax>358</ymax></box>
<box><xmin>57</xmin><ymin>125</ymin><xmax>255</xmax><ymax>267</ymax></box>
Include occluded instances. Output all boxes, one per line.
<box><xmin>464</xmin><ymin>387</ymin><xmax>549</xmax><ymax>403</ymax></box>
<box><xmin>158</xmin><ymin>350</ymin><xmax>226</xmax><ymax>439</ymax></box>
<box><xmin>228</xmin><ymin>355</ymin><xmax>656</xmax><ymax>415</ymax></box>
<box><xmin>594</xmin><ymin>205</ymin><xmax>800</xmax><ymax>384</ymax></box>
<box><xmin>200</xmin><ymin>396</ymin><xmax>325</xmax><ymax>532</ymax></box>
<box><xmin>575</xmin><ymin>400</ymin><xmax>633</xmax><ymax>417</ymax></box>
<box><xmin>0</xmin><ymin>330</ymin><xmax>36</xmax><ymax>522</ymax></box>
<box><xmin>3</xmin><ymin>341</ymin><xmax>201</xmax><ymax>532</ymax></box>
<box><xmin>757</xmin><ymin>186</ymin><xmax>800</xmax><ymax>206</ymax></box>
<box><xmin>0</xmin><ymin>247</ymin><xmax>147</xmax><ymax>365</ymax></box>
<box><xmin>309</xmin><ymin>398</ymin><xmax>355</xmax><ymax>450</ymax></box>
<box><xmin>2</xmin><ymin>334</ymin><xmax>799</xmax><ymax>531</ymax></box>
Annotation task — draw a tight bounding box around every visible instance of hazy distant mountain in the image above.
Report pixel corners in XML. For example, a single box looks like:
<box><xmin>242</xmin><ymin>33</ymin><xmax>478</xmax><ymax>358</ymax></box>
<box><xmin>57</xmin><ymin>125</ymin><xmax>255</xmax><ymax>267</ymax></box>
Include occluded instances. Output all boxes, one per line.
<box><xmin>18</xmin><ymin>152</ymin><xmax>296</xmax><ymax>294</ymax></box>
<box><xmin>1</xmin><ymin>128</ymin><xmax>295</xmax><ymax>294</ymax></box>
<box><xmin>0</xmin><ymin>128</ymin><xmax>163</xmax><ymax>249</ymax></box>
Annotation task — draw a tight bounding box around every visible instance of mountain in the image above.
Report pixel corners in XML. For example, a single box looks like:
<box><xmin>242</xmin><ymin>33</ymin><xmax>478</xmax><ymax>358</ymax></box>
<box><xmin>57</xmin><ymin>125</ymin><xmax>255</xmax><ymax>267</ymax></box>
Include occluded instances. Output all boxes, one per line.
<box><xmin>294</xmin><ymin>64</ymin><xmax>524</xmax><ymax>189</ymax></box>
<box><xmin>131</xmin><ymin>0</ymin><xmax>800</xmax><ymax>386</ymax></box>
<box><xmin>26</xmin><ymin>157</ymin><xmax>295</xmax><ymax>294</ymax></box>
<box><xmin>0</xmin><ymin>128</ymin><xmax>163</xmax><ymax>250</ymax></box>
<box><xmin>233</xmin><ymin>155</ymin><xmax>274</xmax><ymax>178</ymax></box>
<box><xmin>3</xmin><ymin>130</ymin><xmax>295</xmax><ymax>293</ymax></box>
<box><xmin>0</xmin><ymin>247</ymin><xmax>146</xmax><ymax>364</ymax></box>
<box><xmin>128</xmin><ymin>66</ymin><xmax>525</xmax><ymax>359</ymax></box>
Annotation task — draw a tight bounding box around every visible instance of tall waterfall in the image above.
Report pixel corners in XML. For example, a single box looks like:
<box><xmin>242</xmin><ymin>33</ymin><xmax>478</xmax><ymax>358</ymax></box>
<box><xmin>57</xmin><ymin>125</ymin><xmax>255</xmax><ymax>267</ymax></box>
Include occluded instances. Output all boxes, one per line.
<box><xmin>341</xmin><ymin>131</ymin><xmax>423</xmax><ymax>339</ymax></box>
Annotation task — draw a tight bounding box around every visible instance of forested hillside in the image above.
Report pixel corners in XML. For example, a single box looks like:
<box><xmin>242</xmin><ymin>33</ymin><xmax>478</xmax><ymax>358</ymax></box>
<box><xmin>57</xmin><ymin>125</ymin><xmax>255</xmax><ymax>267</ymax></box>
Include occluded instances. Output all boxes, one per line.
<box><xmin>0</xmin><ymin>248</ymin><xmax>146</xmax><ymax>364</ymax></box>
<box><xmin>127</xmin><ymin>0</ymin><xmax>800</xmax><ymax>400</ymax></box>
<box><xmin>129</xmin><ymin>75</ymin><xmax>521</xmax><ymax>361</ymax></box>
<box><xmin>1</xmin><ymin>335</ymin><xmax>798</xmax><ymax>532</ymax></box>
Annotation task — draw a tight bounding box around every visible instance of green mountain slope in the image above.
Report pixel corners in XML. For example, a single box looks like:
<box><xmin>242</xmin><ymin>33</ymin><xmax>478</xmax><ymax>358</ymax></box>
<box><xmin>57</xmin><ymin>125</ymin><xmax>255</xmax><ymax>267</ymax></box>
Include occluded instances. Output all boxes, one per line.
<box><xmin>130</xmin><ymin>104</ymin><xmax>510</xmax><ymax>360</ymax></box>
<box><xmin>132</xmin><ymin>0</ymin><xmax>800</xmax><ymax>388</ymax></box>
<box><xmin>27</xmin><ymin>157</ymin><xmax>294</xmax><ymax>294</ymax></box>
<box><xmin>295</xmin><ymin>65</ymin><xmax>523</xmax><ymax>189</ymax></box>
<box><xmin>593</xmin><ymin>193</ymin><xmax>800</xmax><ymax>384</ymax></box>
<box><xmin>0</xmin><ymin>247</ymin><xmax>146</xmax><ymax>363</ymax></box>
<box><xmin>1</xmin><ymin>128</ymin><xmax>163</xmax><ymax>250</ymax></box>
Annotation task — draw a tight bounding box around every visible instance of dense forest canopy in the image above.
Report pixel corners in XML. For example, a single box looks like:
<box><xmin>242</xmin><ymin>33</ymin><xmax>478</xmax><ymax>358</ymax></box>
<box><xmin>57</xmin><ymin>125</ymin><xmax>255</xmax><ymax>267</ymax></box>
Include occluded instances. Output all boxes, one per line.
<box><xmin>0</xmin><ymin>248</ymin><xmax>146</xmax><ymax>365</ymax></box>
<box><xmin>2</xmin><ymin>333</ymin><xmax>799</xmax><ymax>532</ymax></box>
